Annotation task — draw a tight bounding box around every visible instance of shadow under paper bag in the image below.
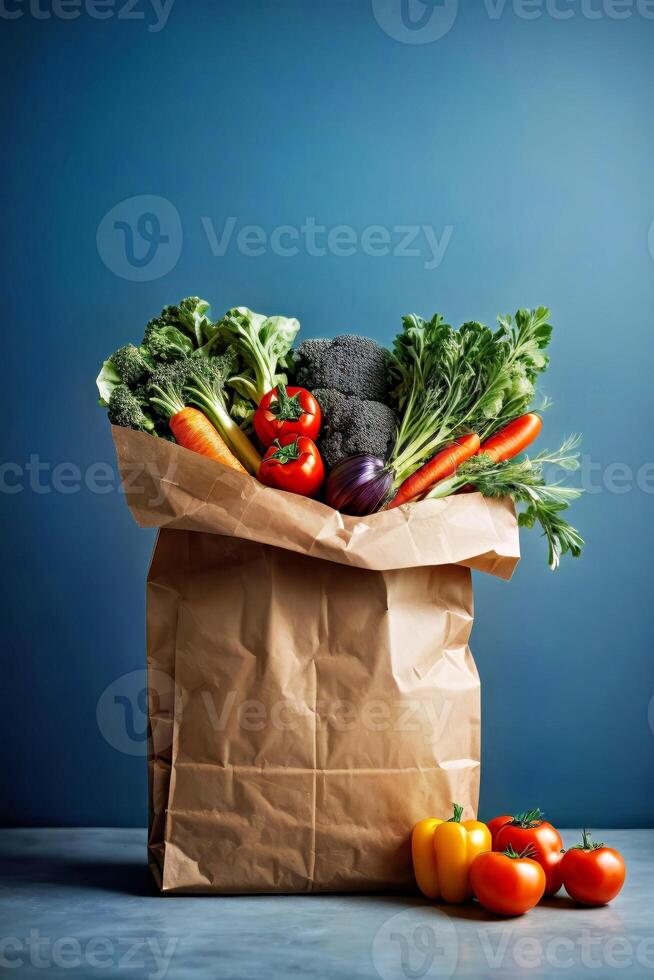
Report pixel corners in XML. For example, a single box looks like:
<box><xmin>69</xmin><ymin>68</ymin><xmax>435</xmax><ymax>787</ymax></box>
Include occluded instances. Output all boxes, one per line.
<box><xmin>112</xmin><ymin>427</ymin><xmax>520</xmax><ymax>894</ymax></box>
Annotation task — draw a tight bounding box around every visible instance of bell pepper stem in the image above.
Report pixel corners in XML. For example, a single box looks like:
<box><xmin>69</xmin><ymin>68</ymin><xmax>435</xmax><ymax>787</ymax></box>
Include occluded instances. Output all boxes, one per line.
<box><xmin>447</xmin><ymin>803</ymin><xmax>464</xmax><ymax>823</ymax></box>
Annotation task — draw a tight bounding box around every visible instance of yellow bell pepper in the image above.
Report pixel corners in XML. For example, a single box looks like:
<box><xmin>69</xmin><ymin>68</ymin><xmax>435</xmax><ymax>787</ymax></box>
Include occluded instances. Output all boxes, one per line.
<box><xmin>412</xmin><ymin>803</ymin><xmax>491</xmax><ymax>902</ymax></box>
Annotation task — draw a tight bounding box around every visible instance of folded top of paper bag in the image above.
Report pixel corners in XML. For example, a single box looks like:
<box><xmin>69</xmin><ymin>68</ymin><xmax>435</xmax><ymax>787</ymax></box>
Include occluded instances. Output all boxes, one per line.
<box><xmin>112</xmin><ymin>426</ymin><xmax>520</xmax><ymax>578</ymax></box>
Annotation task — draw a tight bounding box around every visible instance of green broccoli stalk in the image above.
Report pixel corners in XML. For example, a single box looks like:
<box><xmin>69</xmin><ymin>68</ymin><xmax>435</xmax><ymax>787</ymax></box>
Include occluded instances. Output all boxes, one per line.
<box><xmin>213</xmin><ymin>307</ymin><xmax>300</xmax><ymax>406</ymax></box>
<box><xmin>184</xmin><ymin>358</ymin><xmax>262</xmax><ymax>475</ymax></box>
<box><xmin>107</xmin><ymin>385</ymin><xmax>155</xmax><ymax>432</ymax></box>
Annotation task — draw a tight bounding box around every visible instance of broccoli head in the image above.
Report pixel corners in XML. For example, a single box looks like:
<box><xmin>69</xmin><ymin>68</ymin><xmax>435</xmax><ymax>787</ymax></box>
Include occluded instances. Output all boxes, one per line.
<box><xmin>142</xmin><ymin>298</ymin><xmax>223</xmax><ymax>361</ymax></box>
<box><xmin>147</xmin><ymin>361</ymin><xmax>192</xmax><ymax>420</ymax></box>
<box><xmin>152</xmin><ymin>296</ymin><xmax>212</xmax><ymax>349</ymax></box>
<box><xmin>142</xmin><ymin>316</ymin><xmax>195</xmax><ymax>362</ymax></box>
<box><xmin>293</xmin><ymin>335</ymin><xmax>390</xmax><ymax>402</ymax></box>
<box><xmin>312</xmin><ymin>389</ymin><xmax>397</xmax><ymax>469</ymax></box>
<box><xmin>107</xmin><ymin>385</ymin><xmax>155</xmax><ymax>432</ymax></box>
<box><xmin>110</xmin><ymin>344</ymin><xmax>155</xmax><ymax>386</ymax></box>
<box><xmin>186</xmin><ymin>348</ymin><xmax>236</xmax><ymax>391</ymax></box>
<box><xmin>96</xmin><ymin>344</ymin><xmax>154</xmax><ymax>405</ymax></box>
<box><xmin>147</xmin><ymin>353</ymin><xmax>235</xmax><ymax>421</ymax></box>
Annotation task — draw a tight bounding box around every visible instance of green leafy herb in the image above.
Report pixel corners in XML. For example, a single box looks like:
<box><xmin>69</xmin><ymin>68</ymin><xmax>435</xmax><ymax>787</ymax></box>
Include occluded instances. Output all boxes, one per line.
<box><xmin>388</xmin><ymin>308</ymin><xmax>553</xmax><ymax>485</ymax></box>
<box><xmin>427</xmin><ymin>436</ymin><xmax>584</xmax><ymax>569</ymax></box>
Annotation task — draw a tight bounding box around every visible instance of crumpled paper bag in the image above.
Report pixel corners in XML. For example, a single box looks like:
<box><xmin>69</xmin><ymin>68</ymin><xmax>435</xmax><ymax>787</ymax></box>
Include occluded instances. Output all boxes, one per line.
<box><xmin>112</xmin><ymin>426</ymin><xmax>520</xmax><ymax>894</ymax></box>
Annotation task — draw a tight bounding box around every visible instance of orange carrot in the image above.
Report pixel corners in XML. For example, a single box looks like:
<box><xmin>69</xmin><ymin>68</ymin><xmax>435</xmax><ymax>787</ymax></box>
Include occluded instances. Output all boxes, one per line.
<box><xmin>478</xmin><ymin>413</ymin><xmax>542</xmax><ymax>463</ymax></box>
<box><xmin>169</xmin><ymin>407</ymin><xmax>246</xmax><ymax>473</ymax></box>
<box><xmin>387</xmin><ymin>432</ymin><xmax>481</xmax><ymax>509</ymax></box>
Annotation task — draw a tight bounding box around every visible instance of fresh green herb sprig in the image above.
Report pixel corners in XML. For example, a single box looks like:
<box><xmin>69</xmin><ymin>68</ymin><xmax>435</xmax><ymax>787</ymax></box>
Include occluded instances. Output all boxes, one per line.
<box><xmin>388</xmin><ymin>307</ymin><xmax>553</xmax><ymax>486</ymax></box>
<box><xmin>427</xmin><ymin>436</ymin><xmax>584</xmax><ymax>570</ymax></box>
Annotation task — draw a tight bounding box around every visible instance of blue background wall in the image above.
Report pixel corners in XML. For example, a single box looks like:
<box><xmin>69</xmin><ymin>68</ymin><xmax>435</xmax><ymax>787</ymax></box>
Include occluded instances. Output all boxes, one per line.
<box><xmin>2</xmin><ymin>0</ymin><xmax>653</xmax><ymax>827</ymax></box>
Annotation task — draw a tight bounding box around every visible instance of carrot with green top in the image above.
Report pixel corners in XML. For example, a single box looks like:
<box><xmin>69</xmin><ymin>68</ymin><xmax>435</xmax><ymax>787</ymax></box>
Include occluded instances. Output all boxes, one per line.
<box><xmin>386</xmin><ymin>433</ymin><xmax>481</xmax><ymax>509</ymax></box>
<box><xmin>169</xmin><ymin>407</ymin><xmax>246</xmax><ymax>471</ymax></box>
<box><xmin>149</xmin><ymin>362</ymin><xmax>247</xmax><ymax>473</ymax></box>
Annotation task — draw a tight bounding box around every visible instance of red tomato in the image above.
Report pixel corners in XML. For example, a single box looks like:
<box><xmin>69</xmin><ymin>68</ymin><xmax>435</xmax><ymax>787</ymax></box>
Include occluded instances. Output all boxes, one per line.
<box><xmin>495</xmin><ymin>809</ymin><xmax>563</xmax><ymax>897</ymax></box>
<box><xmin>254</xmin><ymin>384</ymin><xmax>321</xmax><ymax>447</ymax></box>
<box><xmin>470</xmin><ymin>849</ymin><xmax>546</xmax><ymax>916</ymax></box>
<box><xmin>487</xmin><ymin>815</ymin><xmax>513</xmax><ymax>848</ymax></box>
<box><xmin>259</xmin><ymin>435</ymin><xmax>325</xmax><ymax>498</ymax></box>
<box><xmin>561</xmin><ymin>831</ymin><xmax>626</xmax><ymax>906</ymax></box>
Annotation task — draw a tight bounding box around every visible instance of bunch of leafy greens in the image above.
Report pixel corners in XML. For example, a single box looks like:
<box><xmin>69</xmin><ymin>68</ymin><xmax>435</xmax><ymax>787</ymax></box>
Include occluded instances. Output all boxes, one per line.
<box><xmin>389</xmin><ymin>307</ymin><xmax>552</xmax><ymax>486</ymax></box>
<box><xmin>211</xmin><ymin>307</ymin><xmax>300</xmax><ymax>407</ymax></box>
<box><xmin>97</xmin><ymin>297</ymin><xmax>217</xmax><ymax>411</ymax></box>
<box><xmin>427</xmin><ymin>436</ymin><xmax>584</xmax><ymax>569</ymax></box>
<box><xmin>96</xmin><ymin>297</ymin><xmax>300</xmax><ymax>462</ymax></box>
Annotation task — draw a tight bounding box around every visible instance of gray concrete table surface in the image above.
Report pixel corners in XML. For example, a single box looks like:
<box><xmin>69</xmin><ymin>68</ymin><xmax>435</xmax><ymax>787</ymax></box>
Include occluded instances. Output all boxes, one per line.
<box><xmin>0</xmin><ymin>828</ymin><xmax>652</xmax><ymax>979</ymax></box>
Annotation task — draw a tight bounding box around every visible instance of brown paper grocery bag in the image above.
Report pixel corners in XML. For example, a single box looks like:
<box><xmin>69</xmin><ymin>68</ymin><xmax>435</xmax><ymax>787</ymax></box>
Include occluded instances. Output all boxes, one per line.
<box><xmin>112</xmin><ymin>427</ymin><xmax>520</xmax><ymax>894</ymax></box>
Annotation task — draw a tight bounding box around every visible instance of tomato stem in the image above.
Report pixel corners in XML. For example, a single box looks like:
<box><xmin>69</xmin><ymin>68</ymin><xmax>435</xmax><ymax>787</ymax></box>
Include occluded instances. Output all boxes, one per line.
<box><xmin>510</xmin><ymin>807</ymin><xmax>544</xmax><ymax>828</ymax></box>
<box><xmin>267</xmin><ymin>437</ymin><xmax>301</xmax><ymax>465</ymax></box>
<box><xmin>569</xmin><ymin>828</ymin><xmax>605</xmax><ymax>851</ymax></box>
<box><xmin>502</xmin><ymin>843</ymin><xmax>538</xmax><ymax>860</ymax></box>
<box><xmin>270</xmin><ymin>383</ymin><xmax>304</xmax><ymax>422</ymax></box>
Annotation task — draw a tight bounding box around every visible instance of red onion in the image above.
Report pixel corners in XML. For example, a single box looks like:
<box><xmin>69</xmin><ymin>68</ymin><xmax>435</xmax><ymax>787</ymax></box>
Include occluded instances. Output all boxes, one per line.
<box><xmin>324</xmin><ymin>454</ymin><xmax>393</xmax><ymax>516</ymax></box>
